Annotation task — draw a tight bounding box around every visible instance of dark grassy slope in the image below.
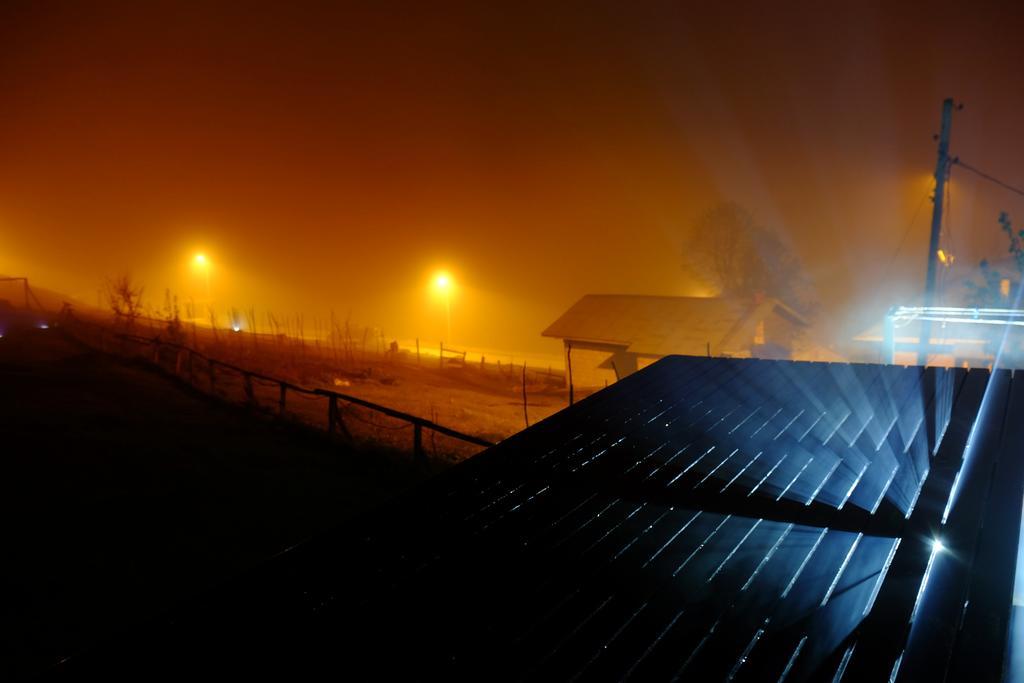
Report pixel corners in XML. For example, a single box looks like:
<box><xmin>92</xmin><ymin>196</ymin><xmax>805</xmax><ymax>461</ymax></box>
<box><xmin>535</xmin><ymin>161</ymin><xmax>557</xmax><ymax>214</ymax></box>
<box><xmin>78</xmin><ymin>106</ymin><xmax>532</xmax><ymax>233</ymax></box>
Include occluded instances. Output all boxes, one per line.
<box><xmin>0</xmin><ymin>323</ymin><xmax>425</xmax><ymax>680</ymax></box>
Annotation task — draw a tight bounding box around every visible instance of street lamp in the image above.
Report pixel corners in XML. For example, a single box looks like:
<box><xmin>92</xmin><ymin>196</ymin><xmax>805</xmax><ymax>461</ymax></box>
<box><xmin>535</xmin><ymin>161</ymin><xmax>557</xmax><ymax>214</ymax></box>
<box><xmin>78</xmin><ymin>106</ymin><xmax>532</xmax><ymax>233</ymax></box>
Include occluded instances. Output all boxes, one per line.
<box><xmin>194</xmin><ymin>253</ymin><xmax>211</xmax><ymax>303</ymax></box>
<box><xmin>433</xmin><ymin>271</ymin><xmax>453</xmax><ymax>342</ymax></box>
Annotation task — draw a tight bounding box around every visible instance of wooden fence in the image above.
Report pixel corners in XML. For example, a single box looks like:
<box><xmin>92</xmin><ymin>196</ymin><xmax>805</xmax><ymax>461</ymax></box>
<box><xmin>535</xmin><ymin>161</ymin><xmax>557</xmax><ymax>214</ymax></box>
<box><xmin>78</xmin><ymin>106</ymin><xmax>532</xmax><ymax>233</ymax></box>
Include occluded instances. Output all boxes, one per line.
<box><xmin>63</xmin><ymin>315</ymin><xmax>495</xmax><ymax>462</ymax></box>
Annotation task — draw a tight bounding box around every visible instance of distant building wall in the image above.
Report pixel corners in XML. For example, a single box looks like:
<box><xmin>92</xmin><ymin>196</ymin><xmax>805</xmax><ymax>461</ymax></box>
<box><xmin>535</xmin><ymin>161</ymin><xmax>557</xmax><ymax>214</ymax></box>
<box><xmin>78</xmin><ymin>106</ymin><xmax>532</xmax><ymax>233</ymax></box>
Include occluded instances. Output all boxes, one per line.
<box><xmin>564</xmin><ymin>340</ymin><xmax>623</xmax><ymax>388</ymax></box>
<box><xmin>636</xmin><ymin>355</ymin><xmax>662</xmax><ymax>371</ymax></box>
<box><xmin>760</xmin><ymin>311</ymin><xmax>800</xmax><ymax>359</ymax></box>
<box><xmin>547</xmin><ymin>296</ymin><xmax>809</xmax><ymax>387</ymax></box>
<box><xmin>562</xmin><ymin>321</ymin><xmax>804</xmax><ymax>387</ymax></box>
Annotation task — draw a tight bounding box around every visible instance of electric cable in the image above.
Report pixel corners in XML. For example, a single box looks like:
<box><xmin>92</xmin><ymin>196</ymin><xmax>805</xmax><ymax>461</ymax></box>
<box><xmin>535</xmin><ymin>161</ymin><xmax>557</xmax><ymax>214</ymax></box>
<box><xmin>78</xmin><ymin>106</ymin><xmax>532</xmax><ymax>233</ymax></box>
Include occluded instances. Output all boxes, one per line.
<box><xmin>953</xmin><ymin>159</ymin><xmax>1024</xmax><ymax>199</ymax></box>
<box><xmin>875</xmin><ymin>182</ymin><xmax>934</xmax><ymax>299</ymax></box>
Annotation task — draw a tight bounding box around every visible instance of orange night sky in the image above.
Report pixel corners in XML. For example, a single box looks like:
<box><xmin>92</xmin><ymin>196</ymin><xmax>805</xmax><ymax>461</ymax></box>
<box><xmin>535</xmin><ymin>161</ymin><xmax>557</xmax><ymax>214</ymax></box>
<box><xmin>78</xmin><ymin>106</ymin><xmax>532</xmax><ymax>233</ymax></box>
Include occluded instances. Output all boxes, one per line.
<box><xmin>2</xmin><ymin>1</ymin><xmax>1023</xmax><ymax>355</ymax></box>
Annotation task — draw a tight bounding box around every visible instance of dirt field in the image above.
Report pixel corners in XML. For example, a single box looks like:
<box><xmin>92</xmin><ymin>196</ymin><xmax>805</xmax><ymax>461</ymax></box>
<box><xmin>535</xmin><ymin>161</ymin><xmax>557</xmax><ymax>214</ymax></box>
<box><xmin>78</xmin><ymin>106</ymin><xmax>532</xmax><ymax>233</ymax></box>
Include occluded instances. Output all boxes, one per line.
<box><xmin>0</xmin><ymin>316</ymin><xmax>429</xmax><ymax>680</ymax></box>
<box><xmin>69</xmin><ymin>311</ymin><xmax>585</xmax><ymax>459</ymax></box>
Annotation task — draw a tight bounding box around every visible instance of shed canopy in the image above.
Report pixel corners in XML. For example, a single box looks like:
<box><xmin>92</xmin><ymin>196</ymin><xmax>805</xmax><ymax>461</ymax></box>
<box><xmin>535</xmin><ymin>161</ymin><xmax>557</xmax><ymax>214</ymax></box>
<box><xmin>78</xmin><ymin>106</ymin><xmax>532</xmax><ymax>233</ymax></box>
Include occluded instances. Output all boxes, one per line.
<box><xmin>542</xmin><ymin>294</ymin><xmax>807</xmax><ymax>356</ymax></box>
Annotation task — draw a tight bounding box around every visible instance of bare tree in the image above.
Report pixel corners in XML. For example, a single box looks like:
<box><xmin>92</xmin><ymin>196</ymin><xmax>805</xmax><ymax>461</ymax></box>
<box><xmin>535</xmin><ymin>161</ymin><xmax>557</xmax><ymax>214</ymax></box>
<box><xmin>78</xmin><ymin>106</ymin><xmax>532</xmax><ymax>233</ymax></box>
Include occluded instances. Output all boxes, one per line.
<box><xmin>185</xmin><ymin>298</ymin><xmax>199</xmax><ymax>347</ymax></box>
<box><xmin>162</xmin><ymin>289</ymin><xmax>185</xmax><ymax>343</ymax></box>
<box><xmin>682</xmin><ymin>202</ymin><xmax>815</xmax><ymax>315</ymax></box>
<box><xmin>105</xmin><ymin>274</ymin><xmax>145</xmax><ymax>328</ymax></box>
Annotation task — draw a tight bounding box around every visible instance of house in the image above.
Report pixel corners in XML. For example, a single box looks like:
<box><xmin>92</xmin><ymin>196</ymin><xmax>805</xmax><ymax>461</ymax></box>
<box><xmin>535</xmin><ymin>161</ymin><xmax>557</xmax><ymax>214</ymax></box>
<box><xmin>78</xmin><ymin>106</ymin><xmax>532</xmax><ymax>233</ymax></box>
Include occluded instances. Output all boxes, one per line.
<box><xmin>541</xmin><ymin>294</ymin><xmax>809</xmax><ymax>387</ymax></box>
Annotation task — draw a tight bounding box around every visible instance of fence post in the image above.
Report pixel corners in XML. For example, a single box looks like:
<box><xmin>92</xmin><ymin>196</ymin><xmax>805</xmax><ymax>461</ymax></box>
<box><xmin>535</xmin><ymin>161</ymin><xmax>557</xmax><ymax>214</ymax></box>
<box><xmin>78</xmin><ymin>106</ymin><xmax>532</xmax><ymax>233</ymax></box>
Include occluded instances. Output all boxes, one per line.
<box><xmin>413</xmin><ymin>422</ymin><xmax>424</xmax><ymax>462</ymax></box>
<box><xmin>439</xmin><ymin>341</ymin><xmax>443</xmax><ymax>369</ymax></box>
<box><xmin>279</xmin><ymin>383</ymin><xmax>287</xmax><ymax>416</ymax></box>
<box><xmin>152</xmin><ymin>344</ymin><xmax>160</xmax><ymax>364</ymax></box>
<box><xmin>175</xmin><ymin>349</ymin><xmax>184</xmax><ymax>376</ymax></box>
<box><xmin>522</xmin><ymin>362</ymin><xmax>530</xmax><ymax>427</ymax></box>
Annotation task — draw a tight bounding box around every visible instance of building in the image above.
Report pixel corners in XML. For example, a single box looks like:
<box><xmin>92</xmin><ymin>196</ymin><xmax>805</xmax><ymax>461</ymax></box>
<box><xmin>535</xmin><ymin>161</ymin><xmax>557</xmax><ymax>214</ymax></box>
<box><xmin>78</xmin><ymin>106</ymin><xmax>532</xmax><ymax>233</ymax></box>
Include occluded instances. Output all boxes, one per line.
<box><xmin>852</xmin><ymin>305</ymin><xmax>1024</xmax><ymax>369</ymax></box>
<box><xmin>541</xmin><ymin>294</ymin><xmax>809</xmax><ymax>387</ymax></box>
<box><xmin>66</xmin><ymin>356</ymin><xmax>1024</xmax><ymax>681</ymax></box>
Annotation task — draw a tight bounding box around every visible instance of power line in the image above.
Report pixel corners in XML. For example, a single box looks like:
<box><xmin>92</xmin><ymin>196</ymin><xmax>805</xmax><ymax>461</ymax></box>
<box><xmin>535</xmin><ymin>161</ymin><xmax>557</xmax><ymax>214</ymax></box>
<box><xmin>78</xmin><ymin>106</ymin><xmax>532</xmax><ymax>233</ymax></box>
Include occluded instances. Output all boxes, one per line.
<box><xmin>953</xmin><ymin>158</ymin><xmax>1024</xmax><ymax>199</ymax></box>
<box><xmin>875</xmin><ymin>184</ymin><xmax>933</xmax><ymax>297</ymax></box>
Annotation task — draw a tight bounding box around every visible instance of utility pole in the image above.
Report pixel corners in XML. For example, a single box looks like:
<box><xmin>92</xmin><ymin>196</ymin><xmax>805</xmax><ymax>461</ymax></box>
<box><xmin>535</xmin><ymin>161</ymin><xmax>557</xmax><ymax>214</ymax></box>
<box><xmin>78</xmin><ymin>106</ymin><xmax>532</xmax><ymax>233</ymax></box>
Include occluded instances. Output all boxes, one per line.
<box><xmin>919</xmin><ymin>98</ymin><xmax>954</xmax><ymax>365</ymax></box>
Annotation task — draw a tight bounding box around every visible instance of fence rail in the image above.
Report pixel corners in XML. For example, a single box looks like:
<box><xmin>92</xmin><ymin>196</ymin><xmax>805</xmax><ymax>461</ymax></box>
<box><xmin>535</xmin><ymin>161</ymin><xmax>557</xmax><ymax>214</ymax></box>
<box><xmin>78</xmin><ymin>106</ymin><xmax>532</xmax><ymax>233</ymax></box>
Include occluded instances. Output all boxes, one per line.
<box><xmin>64</xmin><ymin>314</ymin><xmax>495</xmax><ymax>461</ymax></box>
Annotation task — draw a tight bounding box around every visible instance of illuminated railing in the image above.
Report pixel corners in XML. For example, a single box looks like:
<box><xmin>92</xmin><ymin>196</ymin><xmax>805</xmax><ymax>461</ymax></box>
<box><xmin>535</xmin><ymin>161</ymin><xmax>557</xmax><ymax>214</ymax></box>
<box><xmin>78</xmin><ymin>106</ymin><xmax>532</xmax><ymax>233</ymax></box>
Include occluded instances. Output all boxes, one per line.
<box><xmin>883</xmin><ymin>305</ymin><xmax>1024</xmax><ymax>365</ymax></box>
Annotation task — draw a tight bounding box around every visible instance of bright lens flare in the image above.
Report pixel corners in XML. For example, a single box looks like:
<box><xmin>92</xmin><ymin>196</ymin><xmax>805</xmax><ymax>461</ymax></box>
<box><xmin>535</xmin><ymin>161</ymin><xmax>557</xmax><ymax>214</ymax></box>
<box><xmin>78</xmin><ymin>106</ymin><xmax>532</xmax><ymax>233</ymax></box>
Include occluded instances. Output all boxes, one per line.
<box><xmin>431</xmin><ymin>270</ymin><xmax>454</xmax><ymax>342</ymax></box>
<box><xmin>932</xmin><ymin>538</ymin><xmax>946</xmax><ymax>553</ymax></box>
<box><xmin>193</xmin><ymin>253</ymin><xmax>212</xmax><ymax>302</ymax></box>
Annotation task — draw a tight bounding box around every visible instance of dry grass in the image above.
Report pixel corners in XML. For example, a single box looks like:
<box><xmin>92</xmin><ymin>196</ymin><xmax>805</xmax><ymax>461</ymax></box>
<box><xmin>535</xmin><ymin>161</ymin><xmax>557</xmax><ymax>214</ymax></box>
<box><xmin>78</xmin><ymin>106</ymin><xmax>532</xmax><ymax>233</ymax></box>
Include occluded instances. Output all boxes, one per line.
<box><xmin>74</xmin><ymin>311</ymin><xmax>587</xmax><ymax>462</ymax></box>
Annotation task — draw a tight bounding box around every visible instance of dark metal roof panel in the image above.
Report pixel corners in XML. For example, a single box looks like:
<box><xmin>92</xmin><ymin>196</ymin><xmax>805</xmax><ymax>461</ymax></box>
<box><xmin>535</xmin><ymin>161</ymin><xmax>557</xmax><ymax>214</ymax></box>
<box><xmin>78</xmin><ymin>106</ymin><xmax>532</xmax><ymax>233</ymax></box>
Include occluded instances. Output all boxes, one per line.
<box><xmin>57</xmin><ymin>356</ymin><xmax>1023</xmax><ymax>682</ymax></box>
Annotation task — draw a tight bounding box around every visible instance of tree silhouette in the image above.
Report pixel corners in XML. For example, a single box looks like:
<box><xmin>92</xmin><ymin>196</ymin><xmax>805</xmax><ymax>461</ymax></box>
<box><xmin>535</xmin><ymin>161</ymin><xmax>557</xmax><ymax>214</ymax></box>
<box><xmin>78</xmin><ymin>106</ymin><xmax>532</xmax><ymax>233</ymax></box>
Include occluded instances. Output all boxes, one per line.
<box><xmin>963</xmin><ymin>212</ymin><xmax>1023</xmax><ymax>307</ymax></box>
<box><xmin>681</xmin><ymin>202</ymin><xmax>815</xmax><ymax>315</ymax></box>
<box><xmin>105</xmin><ymin>273</ymin><xmax>144</xmax><ymax>328</ymax></box>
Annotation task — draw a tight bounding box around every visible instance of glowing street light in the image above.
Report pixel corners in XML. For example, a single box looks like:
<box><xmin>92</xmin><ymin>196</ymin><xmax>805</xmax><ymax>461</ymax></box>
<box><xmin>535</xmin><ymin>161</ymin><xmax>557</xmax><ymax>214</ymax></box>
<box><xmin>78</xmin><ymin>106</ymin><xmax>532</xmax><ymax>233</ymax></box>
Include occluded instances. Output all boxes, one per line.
<box><xmin>193</xmin><ymin>253</ymin><xmax>211</xmax><ymax>303</ymax></box>
<box><xmin>433</xmin><ymin>271</ymin><xmax>453</xmax><ymax>342</ymax></box>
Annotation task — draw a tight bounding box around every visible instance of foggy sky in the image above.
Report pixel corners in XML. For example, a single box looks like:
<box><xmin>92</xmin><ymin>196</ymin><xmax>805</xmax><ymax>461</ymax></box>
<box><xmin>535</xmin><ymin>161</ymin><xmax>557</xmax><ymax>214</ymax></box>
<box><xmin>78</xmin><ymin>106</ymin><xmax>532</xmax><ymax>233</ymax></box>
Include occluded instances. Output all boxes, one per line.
<box><xmin>2</xmin><ymin>1</ymin><xmax>1023</xmax><ymax>356</ymax></box>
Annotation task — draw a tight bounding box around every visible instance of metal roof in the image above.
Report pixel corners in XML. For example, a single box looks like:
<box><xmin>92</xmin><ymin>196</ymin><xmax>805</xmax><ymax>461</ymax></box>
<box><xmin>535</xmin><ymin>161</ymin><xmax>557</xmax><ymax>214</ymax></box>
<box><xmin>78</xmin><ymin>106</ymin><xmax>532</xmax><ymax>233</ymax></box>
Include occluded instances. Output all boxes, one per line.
<box><xmin>541</xmin><ymin>294</ymin><xmax>807</xmax><ymax>356</ymax></box>
<box><xmin>60</xmin><ymin>356</ymin><xmax>1024</xmax><ymax>681</ymax></box>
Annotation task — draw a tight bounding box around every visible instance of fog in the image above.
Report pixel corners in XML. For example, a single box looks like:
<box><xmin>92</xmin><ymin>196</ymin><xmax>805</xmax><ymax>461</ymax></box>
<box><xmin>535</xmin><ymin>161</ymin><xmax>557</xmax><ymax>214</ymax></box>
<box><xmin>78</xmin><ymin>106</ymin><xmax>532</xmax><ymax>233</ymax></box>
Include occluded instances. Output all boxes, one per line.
<box><xmin>2</xmin><ymin>1</ymin><xmax>1023</xmax><ymax>358</ymax></box>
